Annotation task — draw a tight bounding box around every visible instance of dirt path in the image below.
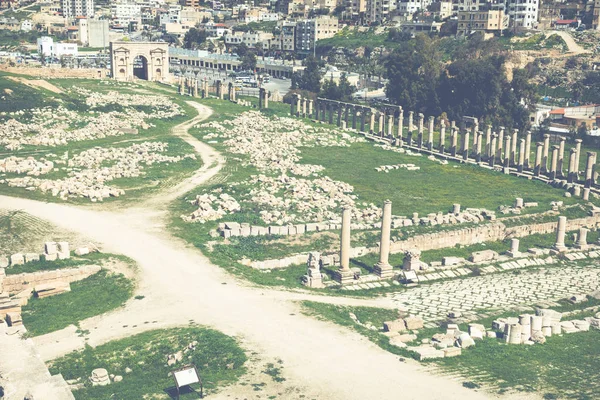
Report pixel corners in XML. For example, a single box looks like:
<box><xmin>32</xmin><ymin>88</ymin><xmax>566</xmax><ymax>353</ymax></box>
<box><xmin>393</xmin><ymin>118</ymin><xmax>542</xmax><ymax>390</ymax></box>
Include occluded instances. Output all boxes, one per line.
<box><xmin>545</xmin><ymin>30</ymin><xmax>591</xmax><ymax>55</ymax></box>
<box><xmin>0</xmin><ymin>102</ymin><xmax>525</xmax><ymax>400</ymax></box>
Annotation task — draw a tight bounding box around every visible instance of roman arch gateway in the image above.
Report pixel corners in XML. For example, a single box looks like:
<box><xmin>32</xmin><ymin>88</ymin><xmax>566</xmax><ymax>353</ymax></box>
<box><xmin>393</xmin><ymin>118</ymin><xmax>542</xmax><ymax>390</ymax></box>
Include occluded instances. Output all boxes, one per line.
<box><xmin>109</xmin><ymin>41</ymin><xmax>169</xmax><ymax>82</ymax></box>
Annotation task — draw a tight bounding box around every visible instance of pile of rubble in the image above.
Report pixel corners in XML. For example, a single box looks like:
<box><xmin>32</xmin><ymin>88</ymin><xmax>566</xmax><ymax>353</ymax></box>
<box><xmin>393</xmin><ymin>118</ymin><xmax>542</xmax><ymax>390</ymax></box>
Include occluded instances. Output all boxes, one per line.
<box><xmin>0</xmin><ymin>89</ymin><xmax>184</xmax><ymax>150</ymax></box>
<box><xmin>186</xmin><ymin>112</ymin><xmax>381</xmax><ymax>225</ymax></box>
<box><xmin>1</xmin><ymin>142</ymin><xmax>195</xmax><ymax>201</ymax></box>
<box><xmin>182</xmin><ymin>193</ymin><xmax>241</xmax><ymax>223</ymax></box>
<box><xmin>0</xmin><ymin>156</ymin><xmax>54</xmax><ymax>176</ymax></box>
<box><xmin>375</xmin><ymin>163</ymin><xmax>420</xmax><ymax>173</ymax></box>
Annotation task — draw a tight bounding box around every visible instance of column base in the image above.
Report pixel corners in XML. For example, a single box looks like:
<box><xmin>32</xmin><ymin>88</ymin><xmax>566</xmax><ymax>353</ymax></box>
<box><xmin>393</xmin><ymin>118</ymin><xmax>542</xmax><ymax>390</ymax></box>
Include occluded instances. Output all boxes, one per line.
<box><xmin>373</xmin><ymin>262</ymin><xmax>394</xmax><ymax>279</ymax></box>
<box><xmin>333</xmin><ymin>269</ymin><xmax>355</xmax><ymax>285</ymax></box>
<box><xmin>552</xmin><ymin>244</ymin><xmax>567</xmax><ymax>253</ymax></box>
<box><xmin>575</xmin><ymin>244</ymin><xmax>589</xmax><ymax>250</ymax></box>
<box><xmin>506</xmin><ymin>251</ymin><xmax>521</xmax><ymax>258</ymax></box>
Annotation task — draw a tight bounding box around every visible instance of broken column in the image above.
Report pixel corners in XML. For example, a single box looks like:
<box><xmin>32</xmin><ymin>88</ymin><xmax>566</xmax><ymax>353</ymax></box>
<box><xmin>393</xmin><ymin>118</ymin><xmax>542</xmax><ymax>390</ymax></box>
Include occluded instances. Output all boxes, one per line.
<box><xmin>485</xmin><ymin>125</ymin><xmax>492</xmax><ymax>159</ymax></box>
<box><xmin>462</xmin><ymin>129</ymin><xmax>470</xmax><ymax>161</ymax></box>
<box><xmin>507</xmin><ymin>238</ymin><xmax>520</xmax><ymax>257</ymax></box>
<box><xmin>303</xmin><ymin>252</ymin><xmax>324</xmax><ymax>288</ymax></box>
<box><xmin>403</xmin><ymin>249</ymin><xmax>421</xmax><ymax>271</ymax></box>
<box><xmin>407</xmin><ymin>111</ymin><xmax>414</xmax><ymax>145</ymax></box>
<box><xmin>576</xmin><ymin>227</ymin><xmax>588</xmax><ymax>250</ymax></box>
<box><xmin>397</xmin><ymin>107</ymin><xmax>404</xmax><ymax>142</ymax></box>
<box><xmin>374</xmin><ymin>200</ymin><xmax>393</xmax><ymax>279</ymax></box>
<box><xmin>369</xmin><ymin>110</ymin><xmax>376</xmax><ymax>134</ymax></box>
<box><xmin>378</xmin><ymin>112</ymin><xmax>385</xmax><ymax>136</ymax></box>
<box><xmin>504</xmin><ymin>134</ymin><xmax>511</xmax><ymax>170</ymax></box>
<box><xmin>451</xmin><ymin>128</ymin><xmax>458</xmax><ymax>157</ymax></box>
<box><xmin>334</xmin><ymin>208</ymin><xmax>354</xmax><ymax>284</ymax></box>
<box><xmin>511</xmin><ymin>129</ymin><xmax>518</xmax><ymax>165</ymax></box>
<box><xmin>308</xmin><ymin>99</ymin><xmax>313</xmax><ymax>117</ymax></box>
<box><xmin>476</xmin><ymin>131</ymin><xmax>483</xmax><ymax>163</ymax></box>
<box><xmin>417</xmin><ymin>113</ymin><xmax>424</xmax><ymax>148</ymax></box>
<box><xmin>554</xmin><ymin>216</ymin><xmax>567</xmax><ymax>252</ymax></box>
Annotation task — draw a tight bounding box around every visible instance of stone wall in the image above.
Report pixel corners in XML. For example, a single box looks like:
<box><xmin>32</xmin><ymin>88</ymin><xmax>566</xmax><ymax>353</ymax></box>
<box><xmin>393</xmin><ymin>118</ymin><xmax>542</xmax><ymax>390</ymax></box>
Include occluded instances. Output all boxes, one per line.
<box><xmin>1</xmin><ymin>265</ymin><xmax>101</xmax><ymax>294</ymax></box>
<box><xmin>246</xmin><ymin>214</ymin><xmax>600</xmax><ymax>270</ymax></box>
<box><xmin>0</xmin><ymin>64</ymin><xmax>107</xmax><ymax>79</ymax></box>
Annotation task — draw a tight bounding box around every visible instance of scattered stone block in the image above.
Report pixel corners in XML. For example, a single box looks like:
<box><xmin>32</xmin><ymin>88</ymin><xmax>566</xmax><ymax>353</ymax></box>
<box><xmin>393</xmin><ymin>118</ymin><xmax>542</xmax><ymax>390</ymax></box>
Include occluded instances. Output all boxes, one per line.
<box><xmin>44</xmin><ymin>242</ymin><xmax>58</xmax><ymax>255</ymax></box>
<box><xmin>75</xmin><ymin>247</ymin><xmax>90</xmax><ymax>256</ymax></box>
<box><xmin>24</xmin><ymin>253</ymin><xmax>40</xmax><ymax>263</ymax></box>
<box><xmin>442</xmin><ymin>347</ymin><xmax>462</xmax><ymax>357</ymax></box>
<box><xmin>442</xmin><ymin>256</ymin><xmax>464</xmax><ymax>266</ymax></box>
<box><xmin>410</xmin><ymin>346</ymin><xmax>445</xmax><ymax>360</ymax></box>
<box><xmin>0</xmin><ymin>256</ymin><xmax>8</xmax><ymax>268</ymax></box>
<box><xmin>10</xmin><ymin>253</ymin><xmax>24</xmax><ymax>266</ymax></box>
<box><xmin>90</xmin><ymin>368</ymin><xmax>110</xmax><ymax>386</ymax></box>
<box><xmin>404</xmin><ymin>316</ymin><xmax>424</xmax><ymax>330</ymax></box>
<box><xmin>469</xmin><ymin>250</ymin><xmax>498</xmax><ymax>263</ymax></box>
<box><xmin>383</xmin><ymin>320</ymin><xmax>406</xmax><ymax>333</ymax></box>
<box><xmin>457</xmin><ymin>333</ymin><xmax>475</xmax><ymax>348</ymax></box>
<box><xmin>5</xmin><ymin>312</ymin><xmax>22</xmax><ymax>326</ymax></box>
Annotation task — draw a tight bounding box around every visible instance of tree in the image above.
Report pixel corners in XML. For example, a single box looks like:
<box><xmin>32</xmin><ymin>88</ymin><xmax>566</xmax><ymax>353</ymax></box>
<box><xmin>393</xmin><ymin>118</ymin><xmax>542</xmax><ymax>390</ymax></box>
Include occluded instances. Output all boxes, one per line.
<box><xmin>296</xmin><ymin>56</ymin><xmax>322</xmax><ymax>93</ymax></box>
<box><xmin>385</xmin><ymin>34</ymin><xmax>442</xmax><ymax>114</ymax></box>
<box><xmin>183</xmin><ymin>28</ymin><xmax>208</xmax><ymax>50</ymax></box>
<box><xmin>240</xmin><ymin>52</ymin><xmax>257</xmax><ymax>71</ymax></box>
<box><xmin>235</xmin><ymin>42</ymin><xmax>249</xmax><ymax>57</ymax></box>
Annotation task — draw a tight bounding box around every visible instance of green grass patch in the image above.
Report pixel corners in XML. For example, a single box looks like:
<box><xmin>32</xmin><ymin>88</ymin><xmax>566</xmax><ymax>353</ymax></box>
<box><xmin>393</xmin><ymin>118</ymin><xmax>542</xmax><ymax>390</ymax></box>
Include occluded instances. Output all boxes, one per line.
<box><xmin>21</xmin><ymin>270</ymin><xmax>134</xmax><ymax>336</ymax></box>
<box><xmin>48</xmin><ymin>327</ymin><xmax>247</xmax><ymax>399</ymax></box>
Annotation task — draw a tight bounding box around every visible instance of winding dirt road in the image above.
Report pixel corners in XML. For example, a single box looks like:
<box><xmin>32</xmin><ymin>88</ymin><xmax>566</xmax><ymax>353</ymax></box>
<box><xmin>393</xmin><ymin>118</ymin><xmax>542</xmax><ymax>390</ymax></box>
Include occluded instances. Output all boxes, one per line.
<box><xmin>0</xmin><ymin>102</ymin><xmax>524</xmax><ymax>399</ymax></box>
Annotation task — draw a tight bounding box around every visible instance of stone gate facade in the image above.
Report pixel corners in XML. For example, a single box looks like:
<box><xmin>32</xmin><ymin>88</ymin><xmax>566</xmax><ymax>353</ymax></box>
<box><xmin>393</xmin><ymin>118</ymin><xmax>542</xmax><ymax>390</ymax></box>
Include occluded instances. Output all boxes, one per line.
<box><xmin>109</xmin><ymin>41</ymin><xmax>169</xmax><ymax>82</ymax></box>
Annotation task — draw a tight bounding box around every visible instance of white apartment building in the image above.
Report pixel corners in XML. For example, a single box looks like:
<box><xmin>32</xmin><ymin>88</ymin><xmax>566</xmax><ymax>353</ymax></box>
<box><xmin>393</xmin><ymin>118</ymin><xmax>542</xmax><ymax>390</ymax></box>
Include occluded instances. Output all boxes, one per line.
<box><xmin>111</xmin><ymin>0</ymin><xmax>142</xmax><ymax>26</ymax></box>
<box><xmin>225</xmin><ymin>31</ymin><xmax>275</xmax><ymax>47</ymax></box>
<box><xmin>397</xmin><ymin>0</ymin><xmax>432</xmax><ymax>15</ymax></box>
<box><xmin>61</xmin><ymin>0</ymin><xmax>94</xmax><ymax>18</ymax></box>
<box><xmin>366</xmin><ymin>0</ymin><xmax>395</xmax><ymax>24</ymax></box>
<box><xmin>505</xmin><ymin>0</ymin><xmax>538</xmax><ymax>28</ymax></box>
<box><xmin>37</xmin><ymin>36</ymin><xmax>78</xmax><ymax>58</ymax></box>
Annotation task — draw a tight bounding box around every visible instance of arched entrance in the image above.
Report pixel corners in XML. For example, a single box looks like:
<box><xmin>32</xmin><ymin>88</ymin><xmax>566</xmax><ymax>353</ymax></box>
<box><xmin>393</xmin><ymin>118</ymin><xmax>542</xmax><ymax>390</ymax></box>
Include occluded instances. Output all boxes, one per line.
<box><xmin>133</xmin><ymin>55</ymin><xmax>148</xmax><ymax>80</ymax></box>
<box><xmin>109</xmin><ymin>41</ymin><xmax>169</xmax><ymax>82</ymax></box>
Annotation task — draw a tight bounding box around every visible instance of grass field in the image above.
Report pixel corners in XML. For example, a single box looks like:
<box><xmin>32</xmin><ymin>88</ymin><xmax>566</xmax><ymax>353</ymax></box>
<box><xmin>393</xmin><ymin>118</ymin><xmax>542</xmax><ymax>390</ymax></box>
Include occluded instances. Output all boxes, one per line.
<box><xmin>0</xmin><ymin>75</ymin><xmax>202</xmax><ymax>204</ymax></box>
<box><xmin>22</xmin><ymin>270</ymin><xmax>134</xmax><ymax>336</ymax></box>
<box><xmin>48</xmin><ymin>327</ymin><xmax>247</xmax><ymax>399</ymax></box>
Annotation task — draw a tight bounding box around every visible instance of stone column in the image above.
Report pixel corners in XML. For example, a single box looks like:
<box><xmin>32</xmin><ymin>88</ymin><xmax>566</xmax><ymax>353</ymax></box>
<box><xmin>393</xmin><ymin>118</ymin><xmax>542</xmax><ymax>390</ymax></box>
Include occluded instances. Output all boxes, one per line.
<box><xmin>463</xmin><ymin>130</ymin><xmax>470</xmax><ymax>161</ymax></box>
<box><xmin>507</xmin><ymin>238</ymin><xmax>520</xmax><ymax>257</ymax></box>
<box><xmin>264</xmin><ymin>90</ymin><xmax>269</xmax><ymax>108</ymax></box>
<box><xmin>575</xmin><ymin>139</ymin><xmax>583</xmax><ymax>179</ymax></box>
<box><xmin>302</xmin><ymin>98</ymin><xmax>307</xmax><ymax>117</ymax></box>
<box><xmin>360</xmin><ymin>109</ymin><xmax>366</xmax><ymax>132</ymax></box>
<box><xmin>387</xmin><ymin>114</ymin><xmax>394</xmax><ymax>137</ymax></box>
<box><xmin>427</xmin><ymin>116</ymin><xmax>434</xmax><ymax>150</ymax></box>
<box><xmin>337</xmin><ymin>105</ymin><xmax>343</xmax><ymax>127</ymax></box>
<box><xmin>369</xmin><ymin>110</ymin><xmax>376</xmax><ymax>133</ymax></box>
<box><xmin>517</xmin><ymin>138</ymin><xmax>526</xmax><ymax>172</ymax></box>
<box><xmin>439</xmin><ymin>120</ymin><xmax>446</xmax><ymax>154</ymax></box>
<box><xmin>585</xmin><ymin>152</ymin><xmax>597</xmax><ymax>188</ymax></box>
<box><xmin>534</xmin><ymin>142</ymin><xmax>544</xmax><ymax>177</ymax></box>
<box><xmin>504</xmin><ymin>135</ymin><xmax>511</xmax><ymax>169</ymax></box>
<box><xmin>542</xmin><ymin>134</ymin><xmax>550</xmax><ymax>173</ymax></box>
<box><xmin>451</xmin><ymin>128</ymin><xmax>458</xmax><ymax>157</ymax></box>
<box><xmin>216</xmin><ymin>80</ymin><xmax>223</xmax><ymax>99</ymax></box>
<box><xmin>417</xmin><ymin>113</ymin><xmax>424</xmax><ymax>148</ymax></box>
<box><xmin>290</xmin><ymin>96</ymin><xmax>296</xmax><ymax>116</ymax></box>
<box><xmin>558</xmin><ymin>136</ymin><xmax>566</xmax><ymax>177</ymax></box>
<box><xmin>568</xmin><ymin>148</ymin><xmax>578</xmax><ymax>183</ymax></box>
<box><xmin>583</xmin><ymin>188</ymin><xmax>591</xmax><ymax>200</ymax></box>
<box><xmin>193</xmin><ymin>80</ymin><xmax>199</xmax><ymax>97</ymax></box>
<box><xmin>352</xmin><ymin>107</ymin><xmax>357</xmax><ymax>130</ymax></box>
<box><xmin>378</xmin><ymin>112</ymin><xmax>385</xmax><ymax>136</ymax></box>
<box><xmin>344</xmin><ymin>106</ymin><xmax>350</xmax><ymax>128</ymax></box>
<box><xmin>179</xmin><ymin>77</ymin><xmax>184</xmax><ymax>95</ymax></box>
<box><xmin>511</xmin><ymin>129</ymin><xmax>518</xmax><ymax>165</ymax></box>
<box><xmin>498</xmin><ymin>127</ymin><xmax>505</xmax><ymax>155</ymax></box>
<box><xmin>489</xmin><ymin>134</ymin><xmax>497</xmax><ymax>167</ymax></box>
<box><xmin>374</xmin><ymin>200</ymin><xmax>393</xmax><ymax>279</ymax></box>
<box><xmin>328</xmin><ymin>103</ymin><xmax>334</xmax><ymax>125</ymax></box>
<box><xmin>476</xmin><ymin>131</ymin><xmax>483</xmax><ymax>163</ymax></box>
<box><xmin>334</xmin><ymin>207</ymin><xmax>354</xmax><ymax>284</ymax></box>
<box><xmin>576</xmin><ymin>227</ymin><xmax>589</xmax><ymax>250</ymax></box>
<box><xmin>397</xmin><ymin>107</ymin><xmax>404</xmax><ymax>140</ymax></box>
<box><xmin>407</xmin><ymin>111</ymin><xmax>414</xmax><ymax>143</ymax></box>
<box><xmin>485</xmin><ymin>125</ymin><xmax>492</xmax><ymax>159</ymax></box>
<box><xmin>554</xmin><ymin>216</ymin><xmax>567</xmax><ymax>252</ymax></box>
<box><xmin>314</xmin><ymin>100</ymin><xmax>320</xmax><ymax>120</ymax></box>
<box><xmin>524</xmin><ymin>131</ymin><xmax>532</xmax><ymax>169</ymax></box>
<box><xmin>202</xmin><ymin>79</ymin><xmax>209</xmax><ymax>98</ymax></box>
<box><xmin>308</xmin><ymin>99</ymin><xmax>313</xmax><ymax>117</ymax></box>
<box><xmin>549</xmin><ymin>145</ymin><xmax>559</xmax><ymax>180</ymax></box>
<box><xmin>258</xmin><ymin>88</ymin><xmax>264</xmax><ymax>109</ymax></box>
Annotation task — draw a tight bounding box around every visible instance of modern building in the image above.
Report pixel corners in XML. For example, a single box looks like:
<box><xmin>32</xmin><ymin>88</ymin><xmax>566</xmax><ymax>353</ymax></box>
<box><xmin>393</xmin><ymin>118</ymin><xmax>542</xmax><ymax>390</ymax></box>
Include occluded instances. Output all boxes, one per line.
<box><xmin>61</xmin><ymin>0</ymin><xmax>94</xmax><ymax>18</ymax></box>
<box><xmin>111</xmin><ymin>0</ymin><xmax>142</xmax><ymax>27</ymax></box>
<box><xmin>457</xmin><ymin>9</ymin><xmax>508</xmax><ymax>35</ymax></box>
<box><xmin>225</xmin><ymin>31</ymin><xmax>275</xmax><ymax>48</ymax></box>
<box><xmin>37</xmin><ymin>36</ymin><xmax>78</xmax><ymax>58</ymax></box>
<box><xmin>280</xmin><ymin>21</ymin><xmax>296</xmax><ymax>51</ymax></box>
<box><xmin>594</xmin><ymin>0</ymin><xmax>600</xmax><ymax>29</ymax></box>
<box><xmin>397</xmin><ymin>0</ymin><xmax>432</xmax><ymax>15</ymax></box>
<box><xmin>346</xmin><ymin>0</ymin><xmax>366</xmax><ymax>19</ymax></box>
<box><xmin>78</xmin><ymin>18</ymin><xmax>109</xmax><ymax>47</ymax></box>
<box><xmin>294</xmin><ymin>16</ymin><xmax>338</xmax><ymax>54</ymax></box>
<box><xmin>505</xmin><ymin>0</ymin><xmax>538</xmax><ymax>29</ymax></box>
<box><xmin>430</xmin><ymin>0</ymin><xmax>453</xmax><ymax>19</ymax></box>
<box><xmin>365</xmin><ymin>0</ymin><xmax>395</xmax><ymax>24</ymax></box>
